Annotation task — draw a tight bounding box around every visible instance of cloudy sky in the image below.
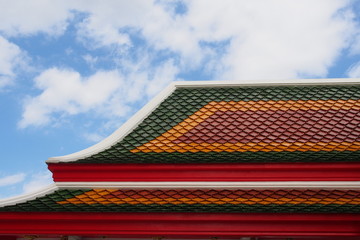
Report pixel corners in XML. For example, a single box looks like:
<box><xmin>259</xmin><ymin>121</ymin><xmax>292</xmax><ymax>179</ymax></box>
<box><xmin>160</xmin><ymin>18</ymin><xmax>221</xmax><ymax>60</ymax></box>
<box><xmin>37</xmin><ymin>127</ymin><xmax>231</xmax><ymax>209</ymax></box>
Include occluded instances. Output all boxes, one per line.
<box><xmin>1</xmin><ymin>0</ymin><xmax>360</xmax><ymax>199</ymax></box>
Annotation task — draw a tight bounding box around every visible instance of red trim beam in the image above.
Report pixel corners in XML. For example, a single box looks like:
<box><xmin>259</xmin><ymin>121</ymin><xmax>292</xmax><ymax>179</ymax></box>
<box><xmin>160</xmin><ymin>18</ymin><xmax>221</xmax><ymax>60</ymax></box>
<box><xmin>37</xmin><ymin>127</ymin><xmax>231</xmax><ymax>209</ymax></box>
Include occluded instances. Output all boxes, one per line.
<box><xmin>49</xmin><ymin>162</ymin><xmax>360</xmax><ymax>182</ymax></box>
<box><xmin>0</xmin><ymin>212</ymin><xmax>360</xmax><ymax>237</ymax></box>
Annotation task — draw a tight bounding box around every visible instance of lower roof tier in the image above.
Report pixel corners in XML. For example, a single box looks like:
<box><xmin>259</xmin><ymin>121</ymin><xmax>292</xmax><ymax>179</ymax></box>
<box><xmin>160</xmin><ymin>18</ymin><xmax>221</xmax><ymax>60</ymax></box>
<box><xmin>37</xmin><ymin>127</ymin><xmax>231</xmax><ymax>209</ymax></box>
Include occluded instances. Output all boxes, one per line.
<box><xmin>2</xmin><ymin>188</ymin><xmax>360</xmax><ymax>213</ymax></box>
<box><xmin>66</xmin><ymin>84</ymin><xmax>360</xmax><ymax>164</ymax></box>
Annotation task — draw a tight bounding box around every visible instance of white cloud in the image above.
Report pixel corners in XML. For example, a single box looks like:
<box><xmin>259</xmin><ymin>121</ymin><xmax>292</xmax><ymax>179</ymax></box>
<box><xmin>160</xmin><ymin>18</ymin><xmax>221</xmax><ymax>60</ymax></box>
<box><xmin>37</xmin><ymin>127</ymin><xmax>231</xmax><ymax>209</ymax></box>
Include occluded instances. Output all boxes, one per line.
<box><xmin>0</xmin><ymin>0</ymin><xmax>75</xmax><ymax>36</ymax></box>
<box><xmin>83</xmin><ymin>132</ymin><xmax>105</xmax><ymax>143</ymax></box>
<box><xmin>74</xmin><ymin>0</ymin><xmax>155</xmax><ymax>48</ymax></box>
<box><xmin>82</xmin><ymin>54</ymin><xmax>98</xmax><ymax>68</ymax></box>
<box><xmin>68</xmin><ymin>0</ymin><xmax>356</xmax><ymax>79</ymax></box>
<box><xmin>0</xmin><ymin>173</ymin><xmax>25</xmax><ymax>187</ymax></box>
<box><xmin>347</xmin><ymin>61</ymin><xmax>360</xmax><ymax>78</ymax></box>
<box><xmin>2</xmin><ymin>0</ymin><xmax>356</xmax><ymax>128</ymax></box>
<box><xmin>74</xmin><ymin>1</ymin><xmax>204</xmax><ymax>66</ymax></box>
<box><xmin>19</xmin><ymin>68</ymin><xmax>123</xmax><ymax>128</ymax></box>
<box><xmin>181</xmin><ymin>0</ymin><xmax>355</xmax><ymax>80</ymax></box>
<box><xmin>0</xmin><ymin>1</ymin><xmax>356</xmax><ymax>80</ymax></box>
<box><xmin>350</xmin><ymin>33</ymin><xmax>360</xmax><ymax>56</ymax></box>
<box><xmin>146</xmin><ymin>59</ymin><xmax>180</xmax><ymax>96</ymax></box>
<box><xmin>76</xmin><ymin>14</ymin><xmax>130</xmax><ymax>48</ymax></box>
<box><xmin>0</xmin><ymin>36</ymin><xmax>24</xmax><ymax>88</ymax></box>
<box><xmin>19</xmin><ymin>54</ymin><xmax>180</xmax><ymax>128</ymax></box>
<box><xmin>22</xmin><ymin>171</ymin><xmax>53</xmax><ymax>194</ymax></box>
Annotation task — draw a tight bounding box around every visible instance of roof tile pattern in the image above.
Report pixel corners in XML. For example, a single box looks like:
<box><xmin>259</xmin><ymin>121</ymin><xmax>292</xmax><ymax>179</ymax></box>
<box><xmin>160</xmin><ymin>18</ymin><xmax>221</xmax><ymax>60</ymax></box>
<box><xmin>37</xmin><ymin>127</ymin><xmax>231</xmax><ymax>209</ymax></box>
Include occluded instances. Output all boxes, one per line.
<box><xmin>2</xmin><ymin>189</ymin><xmax>360</xmax><ymax>213</ymax></box>
<box><xmin>76</xmin><ymin>85</ymin><xmax>360</xmax><ymax>163</ymax></box>
<box><xmin>132</xmin><ymin>100</ymin><xmax>360</xmax><ymax>153</ymax></box>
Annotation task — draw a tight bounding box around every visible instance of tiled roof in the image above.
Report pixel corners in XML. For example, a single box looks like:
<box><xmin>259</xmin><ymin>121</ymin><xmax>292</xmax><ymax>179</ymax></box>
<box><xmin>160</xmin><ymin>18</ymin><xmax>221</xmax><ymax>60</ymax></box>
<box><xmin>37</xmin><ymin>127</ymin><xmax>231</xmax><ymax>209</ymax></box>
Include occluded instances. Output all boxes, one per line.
<box><xmin>1</xmin><ymin>188</ymin><xmax>360</xmax><ymax>213</ymax></box>
<box><xmin>75</xmin><ymin>85</ymin><xmax>360</xmax><ymax>163</ymax></box>
<box><xmin>4</xmin><ymin>82</ymin><xmax>360</xmax><ymax>217</ymax></box>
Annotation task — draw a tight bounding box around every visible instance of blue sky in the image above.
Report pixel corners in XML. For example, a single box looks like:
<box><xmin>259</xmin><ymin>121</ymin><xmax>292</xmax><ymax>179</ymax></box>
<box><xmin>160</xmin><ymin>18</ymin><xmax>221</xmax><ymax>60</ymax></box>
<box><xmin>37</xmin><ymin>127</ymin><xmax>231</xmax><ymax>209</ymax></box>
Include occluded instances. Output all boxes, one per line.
<box><xmin>1</xmin><ymin>0</ymin><xmax>360</xmax><ymax>199</ymax></box>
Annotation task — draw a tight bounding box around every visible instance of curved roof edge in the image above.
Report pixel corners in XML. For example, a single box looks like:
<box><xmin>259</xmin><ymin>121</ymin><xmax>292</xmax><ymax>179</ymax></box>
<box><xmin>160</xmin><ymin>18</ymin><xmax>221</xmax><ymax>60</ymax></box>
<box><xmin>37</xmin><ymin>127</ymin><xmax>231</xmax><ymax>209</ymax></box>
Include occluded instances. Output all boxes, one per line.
<box><xmin>2</xmin><ymin>181</ymin><xmax>360</xmax><ymax>208</ymax></box>
<box><xmin>47</xmin><ymin>82</ymin><xmax>177</xmax><ymax>163</ymax></box>
<box><xmin>0</xmin><ymin>183</ymin><xmax>58</xmax><ymax>208</ymax></box>
<box><xmin>47</xmin><ymin>78</ymin><xmax>360</xmax><ymax>163</ymax></box>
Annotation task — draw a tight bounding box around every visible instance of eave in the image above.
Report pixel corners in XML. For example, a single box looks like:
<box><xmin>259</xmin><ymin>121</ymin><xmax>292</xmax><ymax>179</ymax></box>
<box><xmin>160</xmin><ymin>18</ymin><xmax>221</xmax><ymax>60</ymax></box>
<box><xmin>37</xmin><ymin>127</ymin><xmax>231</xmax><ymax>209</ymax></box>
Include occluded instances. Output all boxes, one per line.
<box><xmin>49</xmin><ymin>162</ymin><xmax>360</xmax><ymax>182</ymax></box>
<box><xmin>2</xmin><ymin>181</ymin><xmax>360</xmax><ymax>209</ymax></box>
<box><xmin>1</xmin><ymin>212</ymin><xmax>360</xmax><ymax>238</ymax></box>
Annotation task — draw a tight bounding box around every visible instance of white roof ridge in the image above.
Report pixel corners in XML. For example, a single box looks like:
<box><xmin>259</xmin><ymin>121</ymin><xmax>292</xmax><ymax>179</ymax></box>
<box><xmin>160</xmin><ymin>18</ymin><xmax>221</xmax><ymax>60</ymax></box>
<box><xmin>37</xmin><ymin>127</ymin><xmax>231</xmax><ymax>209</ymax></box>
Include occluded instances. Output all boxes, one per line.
<box><xmin>47</xmin><ymin>82</ymin><xmax>177</xmax><ymax>163</ymax></box>
<box><xmin>0</xmin><ymin>183</ymin><xmax>58</xmax><ymax>208</ymax></box>
<box><xmin>2</xmin><ymin>181</ymin><xmax>360</xmax><ymax>208</ymax></box>
<box><xmin>173</xmin><ymin>78</ymin><xmax>360</xmax><ymax>87</ymax></box>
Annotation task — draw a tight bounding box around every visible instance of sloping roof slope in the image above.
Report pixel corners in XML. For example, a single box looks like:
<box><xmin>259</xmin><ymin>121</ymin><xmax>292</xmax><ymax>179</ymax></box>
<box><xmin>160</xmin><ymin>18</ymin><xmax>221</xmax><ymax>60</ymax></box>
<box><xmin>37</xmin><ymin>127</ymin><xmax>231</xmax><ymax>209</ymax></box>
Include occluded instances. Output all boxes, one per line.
<box><xmin>2</xmin><ymin>188</ymin><xmax>360</xmax><ymax>213</ymax></box>
<box><xmin>52</xmin><ymin>82</ymin><xmax>360</xmax><ymax>163</ymax></box>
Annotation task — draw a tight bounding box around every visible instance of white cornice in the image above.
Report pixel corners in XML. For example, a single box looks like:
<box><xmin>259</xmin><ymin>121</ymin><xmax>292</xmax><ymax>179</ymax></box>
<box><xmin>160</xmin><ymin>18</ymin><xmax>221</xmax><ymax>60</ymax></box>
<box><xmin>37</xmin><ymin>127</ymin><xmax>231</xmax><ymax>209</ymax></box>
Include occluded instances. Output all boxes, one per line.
<box><xmin>56</xmin><ymin>181</ymin><xmax>360</xmax><ymax>189</ymax></box>
<box><xmin>173</xmin><ymin>78</ymin><xmax>360</xmax><ymax>88</ymax></box>
<box><xmin>0</xmin><ymin>183</ymin><xmax>58</xmax><ymax>208</ymax></box>
<box><xmin>1</xmin><ymin>181</ymin><xmax>360</xmax><ymax>208</ymax></box>
<box><xmin>47</xmin><ymin>78</ymin><xmax>360</xmax><ymax>163</ymax></box>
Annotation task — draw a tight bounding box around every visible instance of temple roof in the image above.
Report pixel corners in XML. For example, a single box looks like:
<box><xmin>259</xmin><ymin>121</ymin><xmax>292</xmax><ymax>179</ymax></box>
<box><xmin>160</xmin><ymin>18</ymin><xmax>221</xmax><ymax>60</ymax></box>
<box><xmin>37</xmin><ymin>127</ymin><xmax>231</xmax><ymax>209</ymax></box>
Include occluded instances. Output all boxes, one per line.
<box><xmin>1</xmin><ymin>80</ymin><xmax>360</xmax><ymax>238</ymax></box>
<box><xmin>48</xmin><ymin>79</ymin><xmax>360</xmax><ymax>164</ymax></box>
<box><xmin>2</xmin><ymin>184</ymin><xmax>360</xmax><ymax>213</ymax></box>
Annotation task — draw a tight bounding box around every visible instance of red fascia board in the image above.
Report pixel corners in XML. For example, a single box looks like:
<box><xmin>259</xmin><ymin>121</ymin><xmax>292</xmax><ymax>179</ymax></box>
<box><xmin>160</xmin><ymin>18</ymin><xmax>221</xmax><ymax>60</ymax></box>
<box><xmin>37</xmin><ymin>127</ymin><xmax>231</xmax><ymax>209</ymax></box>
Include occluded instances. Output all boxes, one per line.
<box><xmin>48</xmin><ymin>162</ymin><xmax>360</xmax><ymax>182</ymax></box>
<box><xmin>0</xmin><ymin>212</ymin><xmax>360</xmax><ymax>237</ymax></box>
<box><xmin>0</xmin><ymin>236</ymin><xmax>16</xmax><ymax>240</ymax></box>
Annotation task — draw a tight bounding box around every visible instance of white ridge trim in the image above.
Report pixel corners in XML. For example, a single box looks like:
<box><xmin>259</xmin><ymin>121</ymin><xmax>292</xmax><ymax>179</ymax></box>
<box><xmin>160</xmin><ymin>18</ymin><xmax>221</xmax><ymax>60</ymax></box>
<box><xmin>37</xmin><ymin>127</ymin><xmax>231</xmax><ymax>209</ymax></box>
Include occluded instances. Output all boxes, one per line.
<box><xmin>0</xmin><ymin>183</ymin><xmax>58</xmax><ymax>208</ymax></box>
<box><xmin>47</xmin><ymin>83</ymin><xmax>177</xmax><ymax>163</ymax></box>
<box><xmin>1</xmin><ymin>181</ymin><xmax>360</xmax><ymax>208</ymax></box>
<box><xmin>47</xmin><ymin>78</ymin><xmax>360</xmax><ymax>163</ymax></box>
<box><xmin>174</xmin><ymin>78</ymin><xmax>360</xmax><ymax>88</ymax></box>
<box><xmin>56</xmin><ymin>181</ymin><xmax>360</xmax><ymax>190</ymax></box>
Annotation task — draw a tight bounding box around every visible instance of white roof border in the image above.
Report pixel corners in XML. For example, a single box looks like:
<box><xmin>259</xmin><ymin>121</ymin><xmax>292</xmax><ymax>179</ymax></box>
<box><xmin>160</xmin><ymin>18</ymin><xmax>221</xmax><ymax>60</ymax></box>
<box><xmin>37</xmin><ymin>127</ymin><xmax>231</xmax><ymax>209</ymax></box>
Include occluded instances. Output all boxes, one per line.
<box><xmin>2</xmin><ymin>181</ymin><xmax>360</xmax><ymax>208</ymax></box>
<box><xmin>47</xmin><ymin>82</ymin><xmax>177</xmax><ymax>163</ymax></box>
<box><xmin>58</xmin><ymin>181</ymin><xmax>360</xmax><ymax>189</ymax></box>
<box><xmin>174</xmin><ymin>78</ymin><xmax>360</xmax><ymax>87</ymax></box>
<box><xmin>0</xmin><ymin>183</ymin><xmax>58</xmax><ymax>208</ymax></box>
<box><xmin>47</xmin><ymin>78</ymin><xmax>360</xmax><ymax>163</ymax></box>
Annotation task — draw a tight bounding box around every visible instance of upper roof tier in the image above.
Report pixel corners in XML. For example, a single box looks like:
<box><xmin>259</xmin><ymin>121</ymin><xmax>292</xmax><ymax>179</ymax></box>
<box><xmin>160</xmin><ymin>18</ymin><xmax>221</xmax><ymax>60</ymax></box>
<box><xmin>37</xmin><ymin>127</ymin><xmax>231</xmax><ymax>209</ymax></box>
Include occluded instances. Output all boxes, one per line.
<box><xmin>48</xmin><ymin>79</ymin><xmax>360</xmax><ymax>164</ymax></box>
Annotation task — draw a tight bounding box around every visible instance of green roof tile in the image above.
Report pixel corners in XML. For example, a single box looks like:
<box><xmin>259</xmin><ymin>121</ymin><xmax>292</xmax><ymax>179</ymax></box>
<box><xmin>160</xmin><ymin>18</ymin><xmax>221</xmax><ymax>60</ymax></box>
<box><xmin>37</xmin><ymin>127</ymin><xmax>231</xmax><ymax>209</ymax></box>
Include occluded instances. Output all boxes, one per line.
<box><xmin>1</xmin><ymin>188</ymin><xmax>360</xmax><ymax>213</ymax></box>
